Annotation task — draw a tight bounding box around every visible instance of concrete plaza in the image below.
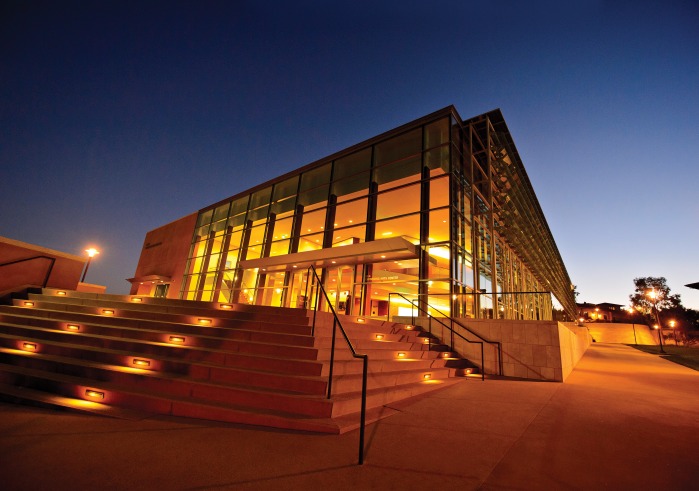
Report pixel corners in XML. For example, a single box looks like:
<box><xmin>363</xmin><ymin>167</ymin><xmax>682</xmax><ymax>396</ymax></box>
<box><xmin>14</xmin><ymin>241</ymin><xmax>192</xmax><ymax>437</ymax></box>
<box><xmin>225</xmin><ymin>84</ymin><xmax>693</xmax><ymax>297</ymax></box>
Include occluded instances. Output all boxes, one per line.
<box><xmin>1</xmin><ymin>343</ymin><xmax>697</xmax><ymax>490</ymax></box>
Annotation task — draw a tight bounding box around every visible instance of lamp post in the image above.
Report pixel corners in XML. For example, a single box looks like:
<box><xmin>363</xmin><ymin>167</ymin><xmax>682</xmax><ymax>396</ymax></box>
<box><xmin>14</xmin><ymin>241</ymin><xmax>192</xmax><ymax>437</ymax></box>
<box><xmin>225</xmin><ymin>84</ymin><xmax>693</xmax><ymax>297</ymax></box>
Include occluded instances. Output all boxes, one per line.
<box><xmin>81</xmin><ymin>248</ymin><xmax>100</xmax><ymax>283</ymax></box>
<box><xmin>669</xmin><ymin>319</ymin><xmax>677</xmax><ymax>346</ymax></box>
<box><xmin>646</xmin><ymin>289</ymin><xmax>665</xmax><ymax>354</ymax></box>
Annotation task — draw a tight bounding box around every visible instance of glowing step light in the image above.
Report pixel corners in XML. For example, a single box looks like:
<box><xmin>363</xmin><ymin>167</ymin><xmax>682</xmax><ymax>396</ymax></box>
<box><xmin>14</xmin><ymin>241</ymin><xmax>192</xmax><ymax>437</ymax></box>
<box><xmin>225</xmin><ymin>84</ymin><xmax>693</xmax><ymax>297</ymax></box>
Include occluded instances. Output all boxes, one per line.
<box><xmin>85</xmin><ymin>389</ymin><xmax>104</xmax><ymax>400</ymax></box>
<box><xmin>396</xmin><ymin>352</ymin><xmax>406</xmax><ymax>358</ymax></box>
<box><xmin>132</xmin><ymin>358</ymin><xmax>151</xmax><ymax>368</ymax></box>
<box><xmin>23</xmin><ymin>301</ymin><xmax>34</xmax><ymax>307</ymax></box>
<box><xmin>375</xmin><ymin>334</ymin><xmax>384</xmax><ymax>340</ymax></box>
<box><xmin>66</xmin><ymin>324</ymin><xmax>81</xmax><ymax>332</ymax></box>
<box><xmin>56</xmin><ymin>291</ymin><xmax>67</xmax><ymax>296</ymax></box>
<box><xmin>220</xmin><ymin>304</ymin><xmax>233</xmax><ymax>310</ymax></box>
<box><xmin>423</xmin><ymin>373</ymin><xmax>432</xmax><ymax>380</ymax></box>
<box><xmin>169</xmin><ymin>336</ymin><xmax>186</xmax><ymax>344</ymax></box>
<box><xmin>130</xmin><ymin>297</ymin><xmax>143</xmax><ymax>303</ymax></box>
<box><xmin>102</xmin><ymin>309</ymin><xmax>115</xmax><ymax>315</ymax></box>
<box><xmin>22</xmin><ymin>342</ymin><xmax>37</xmax><ymax>351</ymax></box>
<box><xmin>198</xmin><ymin>318</ymin><xmax>212</xmax><ymax>326</ymax></box>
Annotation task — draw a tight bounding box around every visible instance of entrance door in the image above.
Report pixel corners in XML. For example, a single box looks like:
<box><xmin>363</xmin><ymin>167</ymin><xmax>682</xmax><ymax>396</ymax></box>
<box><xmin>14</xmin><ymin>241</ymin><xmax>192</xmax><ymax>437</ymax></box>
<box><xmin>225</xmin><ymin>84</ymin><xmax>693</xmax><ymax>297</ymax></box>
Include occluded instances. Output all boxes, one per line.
<box><xmin>154</xmin><ymin>283</ymin><xmax>170</xmax><ymax>298</ymax></box>
<box><xmin>326</xmin><ymin>265</ymin><xmax>354</xmax><ymax>315</ymax></box>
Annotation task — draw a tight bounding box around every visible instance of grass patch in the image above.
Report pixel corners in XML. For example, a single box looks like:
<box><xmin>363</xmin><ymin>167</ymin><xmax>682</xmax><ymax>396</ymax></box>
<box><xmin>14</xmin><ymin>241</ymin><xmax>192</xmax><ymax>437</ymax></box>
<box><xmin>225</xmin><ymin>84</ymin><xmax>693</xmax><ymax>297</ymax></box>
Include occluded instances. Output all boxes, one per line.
<box><xmin>629</xmin><ymin>345</ymin><xmax>699</xmax><ymax>372</ymax></box>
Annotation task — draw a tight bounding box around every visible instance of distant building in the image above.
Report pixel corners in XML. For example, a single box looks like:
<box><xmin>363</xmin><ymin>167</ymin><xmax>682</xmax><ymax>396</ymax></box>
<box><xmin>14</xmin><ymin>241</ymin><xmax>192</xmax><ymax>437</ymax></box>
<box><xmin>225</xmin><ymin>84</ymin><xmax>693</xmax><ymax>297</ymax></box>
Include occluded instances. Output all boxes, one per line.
<box><xmin>577</xmin><ymin>302</ymin><xmax>624</xmax><ymax>322</ymax></box>
<box><xmin>129</xmin><ymin>107</ymin><xmax>576</xmax><ymax>320</ymax></box>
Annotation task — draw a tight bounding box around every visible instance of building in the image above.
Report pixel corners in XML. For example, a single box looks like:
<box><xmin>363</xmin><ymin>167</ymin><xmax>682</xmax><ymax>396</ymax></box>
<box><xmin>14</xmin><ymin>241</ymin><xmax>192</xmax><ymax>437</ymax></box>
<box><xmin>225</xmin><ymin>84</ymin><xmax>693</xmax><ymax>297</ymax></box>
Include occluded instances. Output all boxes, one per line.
<box><xmin>577</xmin><ymin>302</ymin><xmax>624</xmax><ymax>322</ymax></box>
<box><xmin>129</xmin><ymin>106</ymin><xmax>576</xmax><ymax>321</ymax></box>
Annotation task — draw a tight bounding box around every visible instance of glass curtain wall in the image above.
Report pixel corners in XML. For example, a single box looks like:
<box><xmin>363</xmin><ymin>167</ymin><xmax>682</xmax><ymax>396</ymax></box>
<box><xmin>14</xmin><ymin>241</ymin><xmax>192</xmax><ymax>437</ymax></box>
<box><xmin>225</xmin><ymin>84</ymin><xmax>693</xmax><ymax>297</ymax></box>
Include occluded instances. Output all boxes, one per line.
<box><xmin>180</xmin><ymin>109</ymin><xmax>563</xmax><ymax>320</ymax></box>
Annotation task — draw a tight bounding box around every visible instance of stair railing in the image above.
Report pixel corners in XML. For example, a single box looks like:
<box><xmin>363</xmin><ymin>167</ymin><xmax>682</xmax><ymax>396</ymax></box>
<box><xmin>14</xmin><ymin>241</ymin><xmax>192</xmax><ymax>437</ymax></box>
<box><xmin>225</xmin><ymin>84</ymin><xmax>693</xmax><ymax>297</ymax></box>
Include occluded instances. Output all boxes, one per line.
<box><xmin>0</xmin><ymin>255</ymin><xmax>56</xmax><ymax>288</ymax></box>
<box><xmin>388</xmin><ymin>292</ymin><xmax>503</xmax><ymax>379</ymax></box>
<box><xmin>304</xmin><ymin>265</ymin><xmax>368</xmax><ymax>465</ymax></box>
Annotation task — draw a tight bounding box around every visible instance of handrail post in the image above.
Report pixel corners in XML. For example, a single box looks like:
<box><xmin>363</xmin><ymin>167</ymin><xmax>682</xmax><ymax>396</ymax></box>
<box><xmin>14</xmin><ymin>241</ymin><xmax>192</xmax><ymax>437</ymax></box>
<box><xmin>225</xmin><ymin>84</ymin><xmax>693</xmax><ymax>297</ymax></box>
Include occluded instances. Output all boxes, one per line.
<box><xmin>358</xmin><ymin>355</ymin><xmax>368</xmax><ymax>465</ymax></box>
<box><xmin>327</xmin><ymin>318</ymin><xmax>337</xmax><ymax>399</ymax></box>
<box><xmin>481</xmin><ymin>342</ymin><xmax>485</xmax><ymax>381</ymax></box>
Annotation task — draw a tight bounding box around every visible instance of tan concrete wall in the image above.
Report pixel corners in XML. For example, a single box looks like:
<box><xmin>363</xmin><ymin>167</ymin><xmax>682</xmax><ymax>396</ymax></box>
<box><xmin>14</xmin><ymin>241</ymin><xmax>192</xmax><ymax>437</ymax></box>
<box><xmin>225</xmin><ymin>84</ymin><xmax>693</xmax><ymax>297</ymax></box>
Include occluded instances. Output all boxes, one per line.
<box><xmin>129</xmin><ymin>213</ymin><xmax>198</xmax><ymax>297</ymax></box>
<box><xmin>558</xmin><ymin>322</ymin><xmax>592</xmax><ymax>381</ymax></box>
<box><xmin>585</xmin><ymin>323</ymin><xmax>659</xmax><ymax>345</ymax></box>
<box><xmin>0</xmin><ymin>236</ymin><xmax>84</xmax><ymax>292</ymax></box>
<box><xmin>400</xmin><ymin>317</ymin><xmax>591</xmax><ymax>382</ymax></box>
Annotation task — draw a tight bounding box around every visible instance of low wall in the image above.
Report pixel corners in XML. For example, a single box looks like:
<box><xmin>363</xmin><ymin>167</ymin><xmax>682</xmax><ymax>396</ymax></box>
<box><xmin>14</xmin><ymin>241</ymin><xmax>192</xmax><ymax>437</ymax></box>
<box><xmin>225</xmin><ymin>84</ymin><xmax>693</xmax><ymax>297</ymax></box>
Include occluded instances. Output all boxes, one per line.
<box><xmin>585</xmin><ymin>323</ymin><xmax>659</xmax><ymax>345</ymax></box>
<box><xmin>0</xmin><ymin>236</ymin><xmax>85</xmax><ymax>292</ymax></box>
<box><xmin>398</xmin><ymin>316</ymin><xmax>591</xmax><ymax>382</ymax></box>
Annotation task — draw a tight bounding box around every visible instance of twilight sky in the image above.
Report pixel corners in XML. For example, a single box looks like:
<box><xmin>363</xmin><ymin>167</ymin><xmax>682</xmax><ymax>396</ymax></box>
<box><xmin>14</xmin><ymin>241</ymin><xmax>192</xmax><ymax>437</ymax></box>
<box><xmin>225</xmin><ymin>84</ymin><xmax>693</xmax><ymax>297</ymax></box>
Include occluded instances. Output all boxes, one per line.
<box><xmin>1</xmin><ymin>1</ymin><xmax>698</xmax><ymax>309</ymax></box>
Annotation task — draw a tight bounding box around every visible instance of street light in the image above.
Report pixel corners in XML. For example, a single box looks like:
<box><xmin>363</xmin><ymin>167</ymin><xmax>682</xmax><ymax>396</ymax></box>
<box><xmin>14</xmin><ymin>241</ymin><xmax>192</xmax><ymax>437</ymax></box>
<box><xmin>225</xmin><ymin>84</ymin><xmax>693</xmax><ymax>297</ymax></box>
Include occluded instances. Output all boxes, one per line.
<box><xmin>81</xmin><ymin>248</ymin><xmax>100</xmax><ymax>283</ymax></box>
<box><xmin>646</xmin><ymin>289</ymin><xmax>666</xmax><ymax>354</ymax></box>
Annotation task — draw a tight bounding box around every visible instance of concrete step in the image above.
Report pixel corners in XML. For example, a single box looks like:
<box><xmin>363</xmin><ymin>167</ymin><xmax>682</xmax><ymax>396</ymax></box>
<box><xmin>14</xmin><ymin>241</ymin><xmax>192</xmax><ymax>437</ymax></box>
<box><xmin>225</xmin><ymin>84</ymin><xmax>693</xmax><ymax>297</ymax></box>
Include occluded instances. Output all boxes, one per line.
<box><xmin>31</xmin><ymin>292</ymin><xmax>311</xmax><ymax>325</ymax></box>
<box><xmin>0</xmin><ymin>310</ymin><xmax>316</xmax><ymax>348</ymax></box>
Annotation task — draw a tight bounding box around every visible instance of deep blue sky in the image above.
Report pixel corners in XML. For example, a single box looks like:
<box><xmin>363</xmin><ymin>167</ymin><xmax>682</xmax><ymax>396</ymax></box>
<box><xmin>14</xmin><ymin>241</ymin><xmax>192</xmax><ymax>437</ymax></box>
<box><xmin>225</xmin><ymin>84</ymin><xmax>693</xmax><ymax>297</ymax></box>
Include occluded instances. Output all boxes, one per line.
<box><xmin>2</xmin><ymin>1</ymin><xmax>698</xmax><ymax>310</ymax></box>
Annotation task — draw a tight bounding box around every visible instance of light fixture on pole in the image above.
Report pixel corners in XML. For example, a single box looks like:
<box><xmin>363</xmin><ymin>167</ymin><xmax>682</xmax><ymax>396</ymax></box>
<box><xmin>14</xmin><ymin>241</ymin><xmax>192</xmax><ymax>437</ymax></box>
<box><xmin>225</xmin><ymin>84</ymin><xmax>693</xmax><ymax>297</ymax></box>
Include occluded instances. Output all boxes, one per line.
<box><xmin>646</xmin><ymin>289</ymin><xmax>666</xmax><ymax>354</ymax></box>
<box><xmin>81</xmin><ymin>248</ymin><xmax>100</xmax><ymax>283</ymax></box>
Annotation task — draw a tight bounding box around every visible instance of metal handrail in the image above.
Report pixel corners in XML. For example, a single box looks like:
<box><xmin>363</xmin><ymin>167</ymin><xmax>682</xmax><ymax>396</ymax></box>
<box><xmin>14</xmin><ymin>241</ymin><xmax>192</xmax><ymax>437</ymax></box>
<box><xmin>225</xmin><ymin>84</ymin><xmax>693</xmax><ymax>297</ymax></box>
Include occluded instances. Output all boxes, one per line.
<box><xmin>304</xmin><ymin>266</ymin><xmax>369</xmax><ymax>465</ymax></box>
<box><xmin>0</xmin><ymin>255</ymin><xmax>56</xmax><ymax>288</ymax></box>
<box><xmin>388</xmin><ymin>292</ymin><xmax>502</xmax><ymax>379</ymax></box>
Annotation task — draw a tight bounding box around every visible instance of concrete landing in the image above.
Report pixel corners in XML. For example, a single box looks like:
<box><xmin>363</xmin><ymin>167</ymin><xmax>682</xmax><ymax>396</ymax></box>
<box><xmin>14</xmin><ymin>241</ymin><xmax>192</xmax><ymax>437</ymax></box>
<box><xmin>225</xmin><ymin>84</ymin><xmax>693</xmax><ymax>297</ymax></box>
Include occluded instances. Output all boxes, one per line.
<box><xmin>1</xmin><ymin>343</ymin><xmax>697</xmax><ymax>490</ymax></box>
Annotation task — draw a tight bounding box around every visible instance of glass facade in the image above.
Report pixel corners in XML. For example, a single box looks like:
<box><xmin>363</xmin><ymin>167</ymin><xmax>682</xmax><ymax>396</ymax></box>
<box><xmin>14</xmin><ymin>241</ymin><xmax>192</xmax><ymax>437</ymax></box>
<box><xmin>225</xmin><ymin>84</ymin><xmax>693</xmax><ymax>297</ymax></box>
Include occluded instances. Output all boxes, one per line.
<box><xmin>179</xmin><ymin>107</ymin><xmax>577</xmax><ymax>320</ymax></box>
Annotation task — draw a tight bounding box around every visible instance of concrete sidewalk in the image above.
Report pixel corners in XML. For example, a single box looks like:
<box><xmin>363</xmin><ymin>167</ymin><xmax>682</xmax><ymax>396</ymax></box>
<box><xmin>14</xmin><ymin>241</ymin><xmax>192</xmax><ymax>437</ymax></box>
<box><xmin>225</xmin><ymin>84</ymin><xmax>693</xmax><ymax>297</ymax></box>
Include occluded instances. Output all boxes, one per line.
<box><xmin>1</xmin><ymin>344</ymin><xmax>697</xmax><ymax>490</ymax></box>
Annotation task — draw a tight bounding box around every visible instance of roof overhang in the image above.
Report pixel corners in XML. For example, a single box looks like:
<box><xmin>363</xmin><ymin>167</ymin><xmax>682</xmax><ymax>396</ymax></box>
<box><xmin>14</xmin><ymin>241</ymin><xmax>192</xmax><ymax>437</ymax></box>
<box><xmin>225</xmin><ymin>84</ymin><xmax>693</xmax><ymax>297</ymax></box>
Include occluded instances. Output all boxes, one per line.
<box><xmin>126</xmin><ymin>274</ymin><xmax>172</xmax><ymax>284</ymax></box>
<box><xmin>686</xmin><ymin>282</ymin><xmax>699</xmax><ymax>290</ymax></box>
<box><xmin>239</xmin><ymin>237</ymin><xmax>419</xmax><ymax>273</ymax></box>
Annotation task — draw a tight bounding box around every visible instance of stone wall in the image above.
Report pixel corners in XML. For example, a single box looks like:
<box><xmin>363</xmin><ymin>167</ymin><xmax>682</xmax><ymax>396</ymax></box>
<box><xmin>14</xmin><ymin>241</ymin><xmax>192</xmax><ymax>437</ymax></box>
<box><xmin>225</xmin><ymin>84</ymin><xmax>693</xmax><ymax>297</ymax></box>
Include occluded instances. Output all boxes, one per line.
<box><xmin>400</xmin><ymin>316</ymin><xmax>591</xmax><ymax>382</ymax></box>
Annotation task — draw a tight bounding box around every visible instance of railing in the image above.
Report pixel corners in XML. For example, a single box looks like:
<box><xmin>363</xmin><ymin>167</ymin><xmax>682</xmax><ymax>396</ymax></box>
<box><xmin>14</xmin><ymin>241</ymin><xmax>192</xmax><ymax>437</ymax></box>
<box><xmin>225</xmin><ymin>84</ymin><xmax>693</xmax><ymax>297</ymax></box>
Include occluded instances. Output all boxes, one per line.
<box><xmin>388</xmin><ymin>293</ymin><xmax>503</xmax><ymax>379</ymax></box>
<box><xmin>0</xmin><ymin>255</ymin><xmax>56</xmax><ymax>288</ymax></box>
<box><xmin>304</xmin><ymin>266</ymin><xmax>369</xmax><ymax>465</ymax></box>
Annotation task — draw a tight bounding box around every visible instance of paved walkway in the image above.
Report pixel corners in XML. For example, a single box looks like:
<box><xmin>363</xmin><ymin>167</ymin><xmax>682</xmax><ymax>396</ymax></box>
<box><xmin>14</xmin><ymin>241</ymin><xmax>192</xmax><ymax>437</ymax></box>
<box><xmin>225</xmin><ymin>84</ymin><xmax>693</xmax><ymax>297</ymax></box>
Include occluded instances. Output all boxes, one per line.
<box><xmin>1</xmin><ymin>344</ymin><xmax>698</xmax><ymax>490</ymax></box>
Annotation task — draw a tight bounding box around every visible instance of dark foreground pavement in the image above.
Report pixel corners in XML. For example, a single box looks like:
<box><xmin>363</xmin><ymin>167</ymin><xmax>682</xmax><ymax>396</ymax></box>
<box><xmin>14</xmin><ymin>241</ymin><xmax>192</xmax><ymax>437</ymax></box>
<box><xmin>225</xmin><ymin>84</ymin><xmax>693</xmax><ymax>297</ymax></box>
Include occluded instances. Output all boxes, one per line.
<box><xmin>1</xmin><ymin>343</ymin><xmax>698</xmax><ymax>490</ymax></box>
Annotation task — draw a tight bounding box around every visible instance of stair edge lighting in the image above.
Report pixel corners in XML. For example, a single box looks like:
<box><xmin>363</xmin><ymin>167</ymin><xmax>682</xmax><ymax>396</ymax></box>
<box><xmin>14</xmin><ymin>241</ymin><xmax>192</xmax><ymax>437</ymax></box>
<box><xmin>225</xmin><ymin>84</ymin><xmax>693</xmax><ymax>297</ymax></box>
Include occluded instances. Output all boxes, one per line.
<box><xmin>85</xmin><ymin>389</ymin><xmax>104</xmax><ymax>400</ymax></box>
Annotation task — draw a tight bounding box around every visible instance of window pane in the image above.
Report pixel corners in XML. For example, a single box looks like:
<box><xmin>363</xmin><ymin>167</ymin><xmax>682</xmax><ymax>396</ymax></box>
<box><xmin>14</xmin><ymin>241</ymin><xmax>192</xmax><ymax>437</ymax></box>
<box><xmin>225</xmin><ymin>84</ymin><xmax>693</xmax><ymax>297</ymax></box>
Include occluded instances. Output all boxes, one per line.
<box><xmin>300</xmin><ymin>164</ymin><xmax>331</xmax><ymax>192</ymax></box>
<box><xmin>425</xmin><ymin>145</ymin><xmax>449</xmax><ymax>175</ymax></box>
<box><xmin>300</xmin><ymin>208</ymin><xmax>327</xmax><ymax>236</ymax></box>
<box><xmin>271</xmin><ymin>217</ymin><xmax>293</xmax><ymax>240</ymax></box>
<box><xmin>374</xmin><ymin>155</ymin><xmax>421</xmax><ymax>189</ymax></box>
<box><xmin>250</xmin><ymin>187</ymin><xmax>272</xmax><ymax>209</ymax></box>
<box><xmin>334</xmin><ymin>199</ymin><xmax>367</xmax><ymax>229</ymax></box>
<box><xmin>213</xmin><ymin>203</ymin><xmax>230</xmax><ymax>222</ymax></box>
<box><xmin>429</xmin><ymin>176</ymin><xmax>449</xmax><ymax>209</ymax></box>
<box><xmin>269</xmin><ymin>239</ymin><xmax>290</xmax><ymax>257</ymax></box>
<box><xmin>298</xmin><ymin>233</ymin><xmax>324</xmax><ymax>252</ymax></box>
<box><xmin>428</xmin><ymin>209</ymin><xmax>450</xmax><ymax>243</ymax></box>
<box><xmin>424</xmin><ymin>118</ymin><xmax>449</xmax><ymax>149</ymax></box>
<box><xmin>375</xmin><ymin>129</ymin><xmax>421</xmax><ymax>166</ymax></box>
<box><xmin>331</xmin><ymin>225</ymin><xmax>366</xmax><ymax>247</ymax></box>
<box><xmin>332</xmin><ymin>172</ymin><xmax>369</xmax><ymax>199</ymax></box>
<box><xmin>376</xmin><ymin>184</ymin><xmax>420</xmax><ymax>220</ymax></box>
<box><xmin>375</xmin><ymin>214</ymin><xmax>421</xmax><ymax>243</ymax></box>
<box><xmin>334</xmin><ymin>148</ymin><xmax>371</xmax><ymax>180</ymax></box>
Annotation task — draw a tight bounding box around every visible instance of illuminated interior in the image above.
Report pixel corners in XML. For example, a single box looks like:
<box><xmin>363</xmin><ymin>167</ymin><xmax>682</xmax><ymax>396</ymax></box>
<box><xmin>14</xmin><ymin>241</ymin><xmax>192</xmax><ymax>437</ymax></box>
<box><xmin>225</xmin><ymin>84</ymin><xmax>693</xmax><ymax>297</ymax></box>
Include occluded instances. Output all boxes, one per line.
<box><xmin>176</xmin><ymin>108</ymin><xmax>576</xmax><ymax>320</ymax></box>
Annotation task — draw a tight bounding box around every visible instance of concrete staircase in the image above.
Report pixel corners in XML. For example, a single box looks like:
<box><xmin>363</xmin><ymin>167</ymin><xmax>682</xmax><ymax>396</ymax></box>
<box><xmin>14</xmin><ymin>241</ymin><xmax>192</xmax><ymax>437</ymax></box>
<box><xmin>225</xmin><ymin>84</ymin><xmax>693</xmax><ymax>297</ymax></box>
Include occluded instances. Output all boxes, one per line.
<box><xmin>0</xmin><ymin>288</ymin><xmax>472</xmax><ymax>433</ymax></box>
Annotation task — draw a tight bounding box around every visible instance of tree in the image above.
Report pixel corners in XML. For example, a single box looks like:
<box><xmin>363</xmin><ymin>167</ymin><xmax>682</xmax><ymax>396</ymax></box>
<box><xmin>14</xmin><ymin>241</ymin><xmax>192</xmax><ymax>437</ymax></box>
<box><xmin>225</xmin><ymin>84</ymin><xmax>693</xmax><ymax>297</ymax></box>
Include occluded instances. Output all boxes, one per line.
<box><xmin>629</xmin><ymin>277</ymin><xmax>681</xmax><ymax>318</ymax></box>
<box><xmin>629</xmin><ymin>277</ymin><xmax>698</xmax><ymax>345</ymax></box>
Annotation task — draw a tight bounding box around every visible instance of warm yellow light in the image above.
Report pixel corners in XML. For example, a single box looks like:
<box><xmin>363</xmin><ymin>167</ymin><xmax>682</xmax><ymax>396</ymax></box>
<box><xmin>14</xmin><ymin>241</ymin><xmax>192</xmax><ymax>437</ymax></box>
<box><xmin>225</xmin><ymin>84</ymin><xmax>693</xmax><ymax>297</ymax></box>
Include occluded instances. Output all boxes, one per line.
<box><xmin>669</xmin><ymin>320</ymin><xmax>676</xmax><ymax>327</ymax></box>
<box><xmin>102</xmin><ymin>309</ymin><xmax>115</xmax><ymax>315</ymax></box>
<box><xmin>85</xmin><ymin>248</ymin><xmax>100</xmax><ymax>258</ymax></box>
<box><xmin>23</xmin><ymin>301</ymin><xmax>34</xmax><ymax>307</ymax></box>
<box><xmin>198</xmin><ymin>318</ymin><xmax>212</xmax><ymax>325</ymax></box>
<box><xmin>85</xmin><ymin>389</ymin><xmax>104</xmax><ymax>399</ymax></box>
<box><xmin>66</xmin><ymin>324</ymin><xmax>81</xmax><ymax>332</ymax></box>
<box><xmin>464</xmin><ymin>368</ymin><xmax>474</xmax><ymax>375</ymax></box>
<box><xmin>442</xmin><ymin>352</ymin><xmax>450</xmax><ymax>358</ymax></box>
<box><xmin>397</xmin><ymin>352</ymin><xmax>406</xmax><ymax>358</ymax></box>
<box><xmin>423</xmin><ymin>338</ymin><xmax>430</xmax><ymax>344</ymax></box>
<box><xmin>22</xmin><ymin>342</ymin><xmax>37</xmax><ymax>351</ymax></box>
<box><xmin>357</xmin><ymin>318</ymin><xmax>366</xmax><ymax>323</ymax></box>
<box><xmin>56</xmin><ymin>291</ymin><xmax>67</xmax><ymax>296</ymax></box>
<box><xmin>578</xmin><ymin>317</ymin><xmax>584</xmax><ymax>322</ymax></box>
<box><xmin>647</xmin><ymin>289</ymin><xmax>658</xmax><ymax>300</ymax></box>
<box><xmin>131</xmin><ymin>297</ymin><xmax>143</xmax><ymax>302</ymax></box>
<box><xmin>169</xmin><ymin>336</ymin><xmax>185</xmax><ymax>344</ymax></box>
<box><xmin>220</xmin><ymin>304</ymin><xmax>233</xmax><ymax>310</ymax></box>
<box><xmin>375</xmin><ymin>334</ymin><xmax>384</xmax><ymax>340</ymax></box>
<box><xmin>132</xmin><ymin>358</ymin><xmax>151</xmax><ymax>368</ymax></box>
<box><xmin>381</xmin><ymin>231</ymin><xmax>393</xmax><ymax>236</ymax></box>
<box><xmin>423</xmin><ymin>373</ymin><xmax>432</xmax><ymax>380</ymax></box>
